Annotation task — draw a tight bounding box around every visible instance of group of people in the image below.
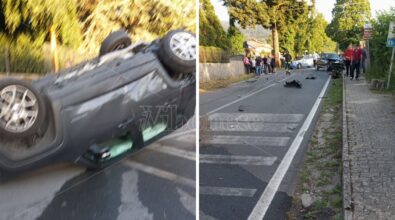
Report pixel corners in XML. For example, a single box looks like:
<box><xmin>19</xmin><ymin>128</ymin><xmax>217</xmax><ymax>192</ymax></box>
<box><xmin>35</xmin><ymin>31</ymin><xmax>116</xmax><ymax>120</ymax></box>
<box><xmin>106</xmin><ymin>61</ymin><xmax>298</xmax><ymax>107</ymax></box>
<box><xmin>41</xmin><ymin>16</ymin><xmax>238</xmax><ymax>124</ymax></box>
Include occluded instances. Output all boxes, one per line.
<box><xmin>343</xmin><ymin>43</ymin><xmax>367</xmax><ymax>80</ymax></box>
<box><xmin>243</xmin><ymin>54</ymin><xmax>276</xmax><ymax>75</ymax></box>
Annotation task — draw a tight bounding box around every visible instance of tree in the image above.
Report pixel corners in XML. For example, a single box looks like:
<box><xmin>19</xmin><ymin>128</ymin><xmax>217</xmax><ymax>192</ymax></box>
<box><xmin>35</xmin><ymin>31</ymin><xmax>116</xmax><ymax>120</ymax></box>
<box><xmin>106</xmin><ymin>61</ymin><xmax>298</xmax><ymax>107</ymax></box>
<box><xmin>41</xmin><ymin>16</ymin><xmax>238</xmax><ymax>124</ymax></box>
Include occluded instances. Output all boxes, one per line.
<box><xmin>224</xmin><ymin>0</ymin><xmax>311</xmax><ymax>66</ymax></box>
<box><xmin>1</xmin><ymin>0</ymin><xmax>82</xmax><ymax>71</ymax></box>
<box><xmin>200</xmin><ymin>0</ymin><xmax>230</xmax><ymax>49</ymax></box>
<box><xmin>82</xmin><ymin>0</ymin><xmax>196</xmax><ymax>54</ymax></box>
<box><xmin>227</xmin><ymin>24</ymin><xmax>245</xmax><ymax>55</ymax></box>
<box><xmin>326</xmin><ymin>0</ymin><xmax>371</xmax><ymax>50</ymax></box>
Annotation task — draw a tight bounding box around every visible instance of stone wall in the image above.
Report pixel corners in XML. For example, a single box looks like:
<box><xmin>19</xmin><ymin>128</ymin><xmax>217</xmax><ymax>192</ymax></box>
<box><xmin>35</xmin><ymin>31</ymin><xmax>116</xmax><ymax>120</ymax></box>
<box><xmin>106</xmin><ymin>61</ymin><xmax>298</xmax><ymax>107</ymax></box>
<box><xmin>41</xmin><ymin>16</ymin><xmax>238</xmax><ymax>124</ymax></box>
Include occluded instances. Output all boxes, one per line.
<box><xmin>199</xmin><ymin>59</ymin><xmax>246</xmax><ymax>83</ymax></box>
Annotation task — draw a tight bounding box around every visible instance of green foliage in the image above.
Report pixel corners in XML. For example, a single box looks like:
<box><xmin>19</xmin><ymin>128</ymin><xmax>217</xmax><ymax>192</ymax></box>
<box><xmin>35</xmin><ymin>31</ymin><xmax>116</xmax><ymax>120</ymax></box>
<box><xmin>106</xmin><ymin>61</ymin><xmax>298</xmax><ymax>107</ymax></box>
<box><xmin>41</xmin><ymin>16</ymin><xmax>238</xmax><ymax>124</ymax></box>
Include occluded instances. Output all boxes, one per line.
<box><xmin>200</xmin><ymin>0</ymin><xmax>230</xmax><ymax>49</ymax></box>
<box><xmin>366</xmin><ymin>7</ymin><xmax>395</xmax><ymax>88</ymax></box>
<box><xmin>227</xmin><ymin>25</ymin><xmax>245</xmax><ymax>55</ymax></box>
<box><xmin>199</xmin><ymin>46</ymin><xmax>229</xmax><ymax>63</ymax></box>
<box><xmin>326</xmin><ymin>0</ymin><xmax>371</xmax><ymax>50</ymax></box>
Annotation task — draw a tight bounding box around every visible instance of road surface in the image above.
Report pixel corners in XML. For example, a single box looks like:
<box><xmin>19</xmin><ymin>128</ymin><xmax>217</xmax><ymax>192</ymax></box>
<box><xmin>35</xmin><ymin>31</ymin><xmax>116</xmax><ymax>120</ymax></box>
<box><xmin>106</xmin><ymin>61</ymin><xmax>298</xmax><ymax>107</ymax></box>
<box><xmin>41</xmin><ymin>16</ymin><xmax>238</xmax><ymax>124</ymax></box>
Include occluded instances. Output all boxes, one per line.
<box><xmin>199</xmin><ymin>69</ymin><xmax>331</xmax><ymax>220</ymax></box>
<box><xmin>0</xmin><ymin>119</ymin><xmax>196</xmax><ymax>220</ymax></box>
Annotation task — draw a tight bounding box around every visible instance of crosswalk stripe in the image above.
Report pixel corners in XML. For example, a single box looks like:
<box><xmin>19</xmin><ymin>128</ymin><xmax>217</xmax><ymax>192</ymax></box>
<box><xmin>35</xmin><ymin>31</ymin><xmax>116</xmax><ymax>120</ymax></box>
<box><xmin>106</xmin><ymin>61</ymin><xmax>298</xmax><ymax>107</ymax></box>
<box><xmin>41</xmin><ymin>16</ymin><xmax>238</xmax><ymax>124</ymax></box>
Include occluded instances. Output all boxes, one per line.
<box><xmin>200</xmin><ymin>135</ymin><xmax>290</xmax><ymax>147</ymax></box>
<box><xmin>200</xmin><ymin>186</ymin><xmax>257</xmax><ymax>197</ymax></box>
<box><xmin>123</xmin><ymin>160</ymin><xmax>195</xmax><ymax>188</ymax></box>
<box><xmin>151</xmin><ymin>145</ymin><xmax>196</xmax><ymax>161</ymax></box>
<box><xmin>208</xmin><ymin>113</ymin><xmax>304</xmax><ymax>123</ymax></box>
<box><xmin>200</xmin><ymin>155</ymin><xmax>277</xmax><ymax>166</ymax></box>
<box><xmin>207</xmin><ymin>122</ymin><xmax>299</xmax><ymax>133</ymax></box>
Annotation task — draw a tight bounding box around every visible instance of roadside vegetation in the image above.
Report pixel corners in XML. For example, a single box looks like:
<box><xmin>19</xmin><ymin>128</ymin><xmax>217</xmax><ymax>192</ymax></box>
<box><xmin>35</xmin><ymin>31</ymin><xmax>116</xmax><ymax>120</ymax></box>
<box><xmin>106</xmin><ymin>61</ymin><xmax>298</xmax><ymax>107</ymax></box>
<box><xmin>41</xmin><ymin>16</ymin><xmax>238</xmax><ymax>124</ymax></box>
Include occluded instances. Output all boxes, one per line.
<box><xmin>0</xmin><ymin>0</ymin><xmax>196</xmax><ymax>74</ymax></box>
<box><xmin>199</xmin><ymin>73</ymin><xmax>253</xmax><ymax>91</ymax></box>
<box><xmin>287</xmin><ymin>78</ymin><xmax>343</xmax><ymax>220</ymax></box>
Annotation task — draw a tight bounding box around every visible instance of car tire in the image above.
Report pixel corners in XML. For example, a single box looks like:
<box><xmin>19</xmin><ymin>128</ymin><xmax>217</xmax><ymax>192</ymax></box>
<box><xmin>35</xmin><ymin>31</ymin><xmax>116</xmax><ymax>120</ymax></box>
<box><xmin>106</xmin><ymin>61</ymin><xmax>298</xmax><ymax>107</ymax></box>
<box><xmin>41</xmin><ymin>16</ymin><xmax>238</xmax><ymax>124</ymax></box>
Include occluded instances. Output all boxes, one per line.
<box><xmin>0</xmin><ymin>79</ymin><xmax>46</xmax><ymax>139</ymax></box>
<box><xmin>158</xmin><ymin>30</ymin><xmax>196</xmax><ymax>75</ymax></box>
<box><xmin>297</xmin><ymin>64</ymin><xmax>302</xmax><ymax>69</ymax></box>
<box><xmin>99</xmin><ymin>30</ymin><xmax>131</xmax><ymax>56</ymax></box>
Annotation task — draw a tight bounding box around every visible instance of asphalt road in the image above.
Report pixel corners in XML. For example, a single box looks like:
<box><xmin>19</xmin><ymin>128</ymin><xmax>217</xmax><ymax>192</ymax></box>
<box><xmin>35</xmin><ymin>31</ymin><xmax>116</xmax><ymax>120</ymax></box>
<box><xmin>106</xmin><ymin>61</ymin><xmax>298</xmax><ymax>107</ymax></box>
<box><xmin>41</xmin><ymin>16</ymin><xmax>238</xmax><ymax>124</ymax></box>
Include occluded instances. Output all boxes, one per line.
<box><xmin>0</xmin><ymin>118</ymin><xmax>196</xmax><ymax>220</ymax></box>
<box><xmin>199</xmin><ymin>68</ymin><xmax>331</xmax><ymax>220</ymax></box>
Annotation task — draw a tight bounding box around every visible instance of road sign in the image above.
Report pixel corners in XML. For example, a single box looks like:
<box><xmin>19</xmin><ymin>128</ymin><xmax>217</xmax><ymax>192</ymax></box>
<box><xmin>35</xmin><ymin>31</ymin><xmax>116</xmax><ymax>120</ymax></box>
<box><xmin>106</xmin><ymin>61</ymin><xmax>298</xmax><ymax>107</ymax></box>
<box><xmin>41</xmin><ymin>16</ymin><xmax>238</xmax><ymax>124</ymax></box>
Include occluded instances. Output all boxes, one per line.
<box><xmin>364</xmin><ymin>23</ymin><xmax>373</xmax><ymax>40</ymax></box>
<box><xmin>387</xmin><ymin>22</ymin><xmax>395</xmax><ymax>47</ymax></box>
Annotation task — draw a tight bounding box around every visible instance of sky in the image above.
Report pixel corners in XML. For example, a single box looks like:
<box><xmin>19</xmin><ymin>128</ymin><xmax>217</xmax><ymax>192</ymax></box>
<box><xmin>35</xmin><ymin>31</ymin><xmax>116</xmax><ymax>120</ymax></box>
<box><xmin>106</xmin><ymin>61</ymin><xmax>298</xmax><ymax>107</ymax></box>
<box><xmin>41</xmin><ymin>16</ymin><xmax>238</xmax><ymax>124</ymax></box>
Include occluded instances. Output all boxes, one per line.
<box><xmin>210</xmin><ymin>0</ymin><xmax>395</xmax><ymax>22</ymax></box>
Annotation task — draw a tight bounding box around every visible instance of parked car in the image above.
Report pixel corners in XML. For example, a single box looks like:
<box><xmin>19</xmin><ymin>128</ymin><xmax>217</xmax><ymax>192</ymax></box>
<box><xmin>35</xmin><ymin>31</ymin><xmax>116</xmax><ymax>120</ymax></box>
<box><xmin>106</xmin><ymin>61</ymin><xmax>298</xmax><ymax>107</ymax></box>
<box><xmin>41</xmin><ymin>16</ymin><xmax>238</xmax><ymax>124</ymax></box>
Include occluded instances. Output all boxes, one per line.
<box><xmin>0</xmin><ymin>29</ymin><xmax>196</xmax><ymax>176</ymax></box>
<box><xmin>316</xmin><ymin>53</ymin><xmax>343</xmax><ymax>71</ymax></box>
<box><xmin>290</xmin><ymin>54</ymin><xmax>314</xmax><ymax>69</ymax></box>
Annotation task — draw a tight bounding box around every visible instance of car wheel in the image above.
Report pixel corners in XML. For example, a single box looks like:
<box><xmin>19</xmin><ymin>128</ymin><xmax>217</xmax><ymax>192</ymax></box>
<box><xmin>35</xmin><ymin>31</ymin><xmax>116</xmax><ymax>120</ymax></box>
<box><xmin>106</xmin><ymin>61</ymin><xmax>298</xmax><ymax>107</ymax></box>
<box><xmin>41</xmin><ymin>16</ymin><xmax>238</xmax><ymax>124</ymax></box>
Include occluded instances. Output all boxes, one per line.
<box><xmin>0</xmin><ymin>79</ymin><xmax>46</xmax><ymax>139</ymax></box>
<box><xmin>99</xmin><ymin>30</ymin><xmax>131</xmax><ymax>56</ymax></box>
<box><xmin>297</xmin><ymin>64</ymin><xmax>302</xmax><ymax>69</ymax></box>
<box><xmin>158</xmin><ymin>30</ymin><xmax>196</xmax><ymax>75</ymax></box>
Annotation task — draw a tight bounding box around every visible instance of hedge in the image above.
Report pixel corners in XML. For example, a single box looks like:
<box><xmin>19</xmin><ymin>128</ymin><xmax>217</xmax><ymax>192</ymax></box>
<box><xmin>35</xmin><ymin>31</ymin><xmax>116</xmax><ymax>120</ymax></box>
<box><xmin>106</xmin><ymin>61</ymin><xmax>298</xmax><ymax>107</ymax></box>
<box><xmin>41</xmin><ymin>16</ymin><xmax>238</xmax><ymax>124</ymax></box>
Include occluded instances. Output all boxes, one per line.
<box><xmin>199</xmin><ymin>46</ymin><xmax>230</xmax><ymax>63</ymax></box>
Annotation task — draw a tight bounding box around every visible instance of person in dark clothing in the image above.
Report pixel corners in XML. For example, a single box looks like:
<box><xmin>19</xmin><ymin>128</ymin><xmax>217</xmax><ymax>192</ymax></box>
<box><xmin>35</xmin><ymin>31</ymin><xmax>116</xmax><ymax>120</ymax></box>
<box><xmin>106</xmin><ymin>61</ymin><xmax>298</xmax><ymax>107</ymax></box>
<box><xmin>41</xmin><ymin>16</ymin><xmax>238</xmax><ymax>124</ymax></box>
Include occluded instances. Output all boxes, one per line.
<box><xmin>262</xmin><ymin>56</ymin><xmax>268</xmax><ymax>74</ymax></box>
<box><xmin>284</xmin><ymin>51</ymin><xmax>292</xmax><ymax>74</ymax></box>
<box><xmin>270</xmin><ymin>55</ymin><xmax>276</xmax><ymax>73</ymax></box>
<box><xmin>351</xmin><ymin>44</ymin><xmax>363</xmax><ymax>80</ymax></box>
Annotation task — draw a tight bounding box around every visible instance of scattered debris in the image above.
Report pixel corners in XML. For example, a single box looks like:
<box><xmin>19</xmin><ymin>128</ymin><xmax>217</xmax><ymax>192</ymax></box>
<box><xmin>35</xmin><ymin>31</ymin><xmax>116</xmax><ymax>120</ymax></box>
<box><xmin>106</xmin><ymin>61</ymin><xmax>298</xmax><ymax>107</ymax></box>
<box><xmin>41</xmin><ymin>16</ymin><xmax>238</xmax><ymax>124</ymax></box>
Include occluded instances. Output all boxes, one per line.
<box><xmin>301</xmin><ymin>193</ymin><xmax>314</xmax><ymax>208</ymax></box>
<box><xmin>306</xmin><ymin>75</ymin><xmax>316</xmax><ymax>80</ymax></box>
<box><xmin>284</xmin><ymin>80</ymin><xmax>302</xmax><ymax>88</ymax></box>
<box><xmin>246</xmin><ymin>78</ymin><xmax>258</xmax><ymax>83</ymax></box>
<box><xmin>238</xmin><ymin>105</ymin><xmax>246</xmax><ymax>112</ymax></box>
<box><xmin>286</xmin><ymin>70</ymin><xmax>291</xmax><ymax>75</ymax></box>
<box><xmin>370</xmin><ymin>79</ymin><xmax>386</xmax><ymax>90</ymax></box>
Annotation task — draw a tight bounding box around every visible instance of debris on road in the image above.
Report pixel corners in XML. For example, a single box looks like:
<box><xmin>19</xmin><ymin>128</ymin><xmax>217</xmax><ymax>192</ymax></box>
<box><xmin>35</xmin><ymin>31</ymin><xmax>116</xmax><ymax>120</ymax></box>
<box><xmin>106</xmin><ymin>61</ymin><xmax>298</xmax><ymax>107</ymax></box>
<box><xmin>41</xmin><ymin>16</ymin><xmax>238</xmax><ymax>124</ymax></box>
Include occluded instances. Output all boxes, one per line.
<box><xmin>238</xmin><ymin>105</ymin><xmax>246</xmax><ymax>112</ymax></box>
<box><xmin>284</xmin><ymin>80</ymin><xmax>302</xmax><ymax>88</ymax></box>
<box><xmin>306</xmin><ymin>75</ymin><xmax>316</xmax><ymax>80</ymax></box>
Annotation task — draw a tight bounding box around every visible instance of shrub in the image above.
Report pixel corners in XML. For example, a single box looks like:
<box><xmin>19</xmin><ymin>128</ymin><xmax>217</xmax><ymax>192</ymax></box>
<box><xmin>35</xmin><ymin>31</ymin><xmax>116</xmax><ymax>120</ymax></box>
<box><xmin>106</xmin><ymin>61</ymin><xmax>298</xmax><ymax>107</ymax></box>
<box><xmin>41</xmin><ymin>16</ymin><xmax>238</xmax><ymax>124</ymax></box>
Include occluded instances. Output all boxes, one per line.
<box><xmin>199</xmin><ymin>46</ymin><xmax>230</xmax><ymax>63</ymax></box>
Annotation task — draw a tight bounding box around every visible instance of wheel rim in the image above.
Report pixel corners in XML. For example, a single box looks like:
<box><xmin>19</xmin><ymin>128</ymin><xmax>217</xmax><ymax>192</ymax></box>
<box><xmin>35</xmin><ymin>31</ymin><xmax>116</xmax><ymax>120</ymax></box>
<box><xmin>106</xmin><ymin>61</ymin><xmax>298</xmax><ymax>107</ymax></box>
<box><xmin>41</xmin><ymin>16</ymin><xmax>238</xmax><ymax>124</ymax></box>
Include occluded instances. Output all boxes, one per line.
<box><xmin>169</xmin><ymin>32</ymin><xmax>196</xmax><ymax>61</ymax></box>
<box><xmin>0</xmin><ymin>85</ymin><xmax>39</xmax><ymax>133</ymax></box>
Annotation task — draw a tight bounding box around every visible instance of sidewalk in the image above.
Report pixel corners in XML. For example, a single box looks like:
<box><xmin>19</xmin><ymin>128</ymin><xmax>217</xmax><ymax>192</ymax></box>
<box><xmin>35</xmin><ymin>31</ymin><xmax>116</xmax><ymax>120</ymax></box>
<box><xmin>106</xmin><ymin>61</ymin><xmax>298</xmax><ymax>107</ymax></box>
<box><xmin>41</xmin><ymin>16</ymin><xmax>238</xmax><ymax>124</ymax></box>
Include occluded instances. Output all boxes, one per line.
<box><xmin>344</xmin><ymin>76</ymin><xmax>395</xmax><ymax>220</ymax></box>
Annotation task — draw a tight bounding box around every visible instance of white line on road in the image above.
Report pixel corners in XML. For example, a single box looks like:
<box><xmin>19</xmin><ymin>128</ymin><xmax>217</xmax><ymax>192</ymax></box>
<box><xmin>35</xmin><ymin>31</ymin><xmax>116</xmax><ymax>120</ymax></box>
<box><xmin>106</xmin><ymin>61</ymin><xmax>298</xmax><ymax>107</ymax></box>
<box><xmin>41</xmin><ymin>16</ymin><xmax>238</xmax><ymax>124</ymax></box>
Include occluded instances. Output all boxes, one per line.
<box><xmin>208</xmin><ymin>113</ymin><xmax>305</xmax><ymax>123</ymax></box>
<box><xmin>123</xmin><ymin>161</ymin><xmax>195</xmax><ymax>188</ymax></box>
<box><xmin>200</xmin><ymin>135</ymin><xmax>290</xmax><ymax>147</ymax></box>
<box><xmin>159</xmin><ymin>129</ymin><xmax>196</xmax><ymax>141</ymax></box>
<box><xmin>200</xmin><ymin>186</ymin><xmax>257</xmax><ymax>197</ymax></box>
<box><xmin>200</xmin><ymin>155</ymin><xmax>277</xmax><ymax>166</ymax></box>
<box><xmin>208</xmin><ymin>122</ymin><xmax>299</xmax><ymax>133</ymax></box>
<box><xmin>247</xmin><ymin>76</ymin><xmax>331</xmax><ymax>220</ymax></box>
<box><xmin>206</xmin><ymin>76</ymin><xmax>292</xmax><ymax>115</ymax></box>
<box><xmin>151</xmin><ymin>145</ymin><xmax>196</xmax><ymax>161</ymax></box>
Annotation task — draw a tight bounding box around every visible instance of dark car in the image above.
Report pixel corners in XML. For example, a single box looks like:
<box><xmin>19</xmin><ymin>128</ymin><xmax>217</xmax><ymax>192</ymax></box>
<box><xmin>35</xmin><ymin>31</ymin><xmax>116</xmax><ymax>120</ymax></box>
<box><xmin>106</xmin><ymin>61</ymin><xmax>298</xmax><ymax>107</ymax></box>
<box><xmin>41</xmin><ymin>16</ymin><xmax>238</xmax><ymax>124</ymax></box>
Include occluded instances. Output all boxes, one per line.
<box><xmin>316</xmin><ymin>53</ymin><xmax>343</xmax><ymax>71</ymax></box>
<box><xmin>0</xmin><ymin>29</ymin><xmax>196</xmax><ymax>176</ymax></box>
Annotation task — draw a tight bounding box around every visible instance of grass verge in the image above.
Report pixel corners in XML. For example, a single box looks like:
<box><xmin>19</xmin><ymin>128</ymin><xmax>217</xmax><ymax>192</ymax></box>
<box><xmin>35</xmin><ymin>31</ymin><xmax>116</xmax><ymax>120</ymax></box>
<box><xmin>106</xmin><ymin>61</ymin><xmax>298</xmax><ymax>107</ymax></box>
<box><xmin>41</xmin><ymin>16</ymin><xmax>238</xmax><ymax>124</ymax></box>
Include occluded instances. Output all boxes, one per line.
<box><xmin>200</xmin><ymin>73</ymin><xmax>253</xmax><ymax>91</ymax></box>
<box><xmin>287</xmin><ymin>78</ymin><xmax>343</xmax><ymax>220</ymax></box>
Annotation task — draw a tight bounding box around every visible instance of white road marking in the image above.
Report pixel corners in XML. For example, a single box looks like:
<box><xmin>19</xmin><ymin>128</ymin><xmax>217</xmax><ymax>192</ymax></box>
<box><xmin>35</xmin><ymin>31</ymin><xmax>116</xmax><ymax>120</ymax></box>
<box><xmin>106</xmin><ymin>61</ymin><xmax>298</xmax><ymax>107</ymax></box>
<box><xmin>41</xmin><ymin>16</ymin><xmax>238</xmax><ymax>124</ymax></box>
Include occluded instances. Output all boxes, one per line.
<box><xmin>200</xmin><ymin>135</ymin><xmax>290</xmax><ymax>147</ymax></box>
<box><xmin>159</xmin><ymin>129</ymin><xmax>196</xmax><ymax>141</ymax></box>
<box><xmin>208</xmin><ymin>113</ymin><xmax>305</xmax><ymax>123</ymax></box>
<box><xmin>206</xmin><ymin>76</ymin><xmax>292</xmax><ymax>115</ymax></box>
<box><xmin>117</xmin><ymin>170</ymin><xmax>153</xmax><ymax>220</ymax></box>
<box><xmin>152</xmin><ymin>145</ymin><xmax>196</xmax><ymax>161</ymax></box>
<box><xmin>177</xmin><ymin>188</ymin><xmax>196</xmax><ymax>216</ymax></box>
<box><xmin>208</xmin><ymin>122</ymin><xmax>299</xmax><ymax>133</ymax></box>
<box><xmin>247</xmin><ymin>76</ymin><xmax>331</xmax><ymax>220</ymax></box>
<box><xmin>200</xmin><ymin>155</ymin><xmax>277</xmax><ymax>166</ymax></box>
<box><xmin>123</xmin><ymin>160</ymin><xmax>195</xmax><ymax>188</ymax></box>
<box><xmin>200</xmin><ymin>186</ymin><xmax>257</xmax><ymax>197</ymax></box>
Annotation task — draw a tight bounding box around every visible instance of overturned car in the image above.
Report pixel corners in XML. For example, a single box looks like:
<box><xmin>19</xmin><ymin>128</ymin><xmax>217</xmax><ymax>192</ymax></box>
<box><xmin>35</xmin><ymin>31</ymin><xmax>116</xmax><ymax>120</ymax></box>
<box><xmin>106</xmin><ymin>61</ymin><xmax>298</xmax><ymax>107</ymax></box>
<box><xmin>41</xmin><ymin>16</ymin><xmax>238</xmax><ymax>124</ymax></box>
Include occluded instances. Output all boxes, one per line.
<box><xmin>0</xmin><ymin>29</ymin><xmax>196</xmax><ymax>176</ymax></box>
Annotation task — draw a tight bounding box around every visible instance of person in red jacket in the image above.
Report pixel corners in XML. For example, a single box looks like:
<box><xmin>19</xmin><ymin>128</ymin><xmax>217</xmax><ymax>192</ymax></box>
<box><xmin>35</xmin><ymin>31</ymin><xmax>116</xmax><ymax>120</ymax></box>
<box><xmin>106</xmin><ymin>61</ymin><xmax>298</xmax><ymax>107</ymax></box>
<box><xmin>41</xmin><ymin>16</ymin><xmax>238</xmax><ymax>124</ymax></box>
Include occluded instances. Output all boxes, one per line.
<box><xmin>344</xmin><ymin>44</ymin><xmax>353</xmax><ymax>77</ymax></box>
<box><xmin>351</xmin><ymin>44</ymin><xmax>363</xmax><ymax>80</ymax></box>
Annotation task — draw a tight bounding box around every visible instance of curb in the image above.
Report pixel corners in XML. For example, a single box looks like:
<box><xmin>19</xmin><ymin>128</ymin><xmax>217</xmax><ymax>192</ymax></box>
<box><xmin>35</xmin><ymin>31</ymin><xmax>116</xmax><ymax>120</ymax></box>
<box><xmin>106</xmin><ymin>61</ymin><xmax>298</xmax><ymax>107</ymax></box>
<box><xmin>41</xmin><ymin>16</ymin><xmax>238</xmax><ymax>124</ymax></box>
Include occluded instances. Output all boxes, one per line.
<box><xmin>342</xmin><ymin>75</ymin><xmax>353</xmax><ymax>220</ymax></box>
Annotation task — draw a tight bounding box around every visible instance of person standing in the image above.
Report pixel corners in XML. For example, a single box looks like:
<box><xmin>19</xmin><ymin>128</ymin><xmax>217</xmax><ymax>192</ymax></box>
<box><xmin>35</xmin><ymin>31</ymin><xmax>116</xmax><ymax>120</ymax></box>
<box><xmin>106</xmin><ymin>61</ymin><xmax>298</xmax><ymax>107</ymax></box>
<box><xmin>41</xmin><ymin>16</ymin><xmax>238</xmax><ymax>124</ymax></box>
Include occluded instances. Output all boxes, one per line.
<box><xmin>284</xmin><ymin>51</ymin><xmax>292</xmax><ymax>74</ymax></box>
<box><xmin>251</xmin><ymin>56</ymin><xmax>256</xmax><ymax>74</ymax></box>
<box><xmin>255</xmin><ymin>56</ymin><xmax>262</xmax><ymax>76</ymax></box>
<box><xmin>351</xmin><ymin>44</ymin><xmax>363</xmax><ymax>80</ymax></box>
<box><xmin>270</xmin><ymin>54</ymin><xmax>276</xmax><ymax>73</ymax></box>
<box><xmin>262</xmin><ymin>55</ymin><xmax>268</xmax><ymax>74</ymax></box>
<box><xmin>243</xmin><ymin>56</ymin><xmax>251</xmax><ymax>74</ymax></box>
<box><xmin>344</xmin><ymin>44</ymin><xmax>353</xmax><ymax>77</ymax></box>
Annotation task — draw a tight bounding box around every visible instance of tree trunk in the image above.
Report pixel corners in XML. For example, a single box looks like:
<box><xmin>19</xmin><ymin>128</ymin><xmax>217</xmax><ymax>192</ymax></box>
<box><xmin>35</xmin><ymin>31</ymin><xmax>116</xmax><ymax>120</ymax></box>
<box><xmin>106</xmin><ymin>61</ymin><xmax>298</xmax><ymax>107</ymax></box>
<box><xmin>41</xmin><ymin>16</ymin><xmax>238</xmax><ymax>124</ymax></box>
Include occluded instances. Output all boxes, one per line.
<box><xmin>50</xmin><ymin>26</ymin><xmax>59</xmax><ymax>72</ymax></box>
<box><xmin>272</xmin><ymin>24</ymin><xmax>281</xmax><ymax>68</ymax></box>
